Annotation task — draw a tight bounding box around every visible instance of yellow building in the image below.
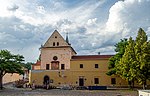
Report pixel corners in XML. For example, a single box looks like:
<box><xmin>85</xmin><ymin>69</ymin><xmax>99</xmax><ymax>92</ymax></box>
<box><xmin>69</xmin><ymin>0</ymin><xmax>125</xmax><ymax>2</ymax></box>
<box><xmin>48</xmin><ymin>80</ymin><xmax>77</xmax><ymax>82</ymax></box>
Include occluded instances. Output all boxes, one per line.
<box><xmin>30</xmin><ymin>30</ymin><xmax>133</xmax><ymax>88</ymax></box>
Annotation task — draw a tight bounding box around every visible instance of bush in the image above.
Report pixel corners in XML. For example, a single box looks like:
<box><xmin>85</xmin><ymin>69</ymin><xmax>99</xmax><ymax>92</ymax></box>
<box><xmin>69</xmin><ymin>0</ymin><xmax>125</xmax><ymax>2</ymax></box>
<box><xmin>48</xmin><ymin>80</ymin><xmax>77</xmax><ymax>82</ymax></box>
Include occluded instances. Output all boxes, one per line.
<box><xmin>14</xmin><ymin>79</ymin><xmax>28</xmax><ymax>88</ymax></box>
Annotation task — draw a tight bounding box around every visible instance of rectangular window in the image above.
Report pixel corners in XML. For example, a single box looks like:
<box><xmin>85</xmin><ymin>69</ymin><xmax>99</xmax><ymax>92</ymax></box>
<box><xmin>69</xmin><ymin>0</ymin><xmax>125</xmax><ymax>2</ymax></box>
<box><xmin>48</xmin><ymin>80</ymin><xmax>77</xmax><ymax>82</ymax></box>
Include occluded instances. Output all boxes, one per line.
<box><xmin>94</xmin><ymin>78</ymin><xmax>99</xmax><ymax>84</ymax></box>
<box><xmin>61</xmin><ymin>64</ymin><xmax>65</xmax><ymax>70</ymax></box>
<box><xmin>111</xmin><ymin>78</ymin><xmax>116</xmax><ymax>84</ymax></box>
<box><xmin>95</xmin><ymin>64</ymin><xmax>99</xmax><ymax>68</ymax></box>
<box><xmin>46</xmin><ymin>64</ymin><xmax>49</xmax><ymax>70</ymax></box>
<box><xmin>51</xmin><ymin>62</ymin><xmax>59</xmax><ymax>70</ymax></box>
<box><xmin>80</xmin><ymin>64</ymin><xmax>83</xmax><ymax>68</ymax></box>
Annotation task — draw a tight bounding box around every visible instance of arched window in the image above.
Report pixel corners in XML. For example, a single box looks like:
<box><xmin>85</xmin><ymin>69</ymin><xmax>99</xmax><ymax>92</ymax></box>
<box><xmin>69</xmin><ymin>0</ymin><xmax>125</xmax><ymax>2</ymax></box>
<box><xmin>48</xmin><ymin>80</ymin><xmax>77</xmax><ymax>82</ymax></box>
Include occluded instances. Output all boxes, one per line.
<box><xmin>53</xmin><ymin>42</ymin><xmax>55</xmax><ymax>46</ymax></box>
<box><xmin>57</xmin><ymin>42</ymin><xmax>59</xmax><ymax>46</ymax></box>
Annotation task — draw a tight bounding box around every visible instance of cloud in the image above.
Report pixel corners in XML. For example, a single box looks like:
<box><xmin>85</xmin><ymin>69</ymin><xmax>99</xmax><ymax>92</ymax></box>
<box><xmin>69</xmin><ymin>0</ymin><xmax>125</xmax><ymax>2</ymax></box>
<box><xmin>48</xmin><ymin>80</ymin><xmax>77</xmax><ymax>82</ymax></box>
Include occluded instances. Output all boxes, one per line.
<box><xmin>75</xmin><ymin>0</ymin><xmax>150</xmax><ymax>55</ymax></box>
<box><xmin>105</xmin><ymin>0</ymin><xmax>150</xmax><ymax>37</ymax></box>
<box><xmin>7</xmin><ymin>4</ymin><xmax>19</xmax><ymax>11</ymax></box>
<box><xmin>87</xmin><ymin>18</ymin><xmax>97</xmax><ymax>26</ymax></box>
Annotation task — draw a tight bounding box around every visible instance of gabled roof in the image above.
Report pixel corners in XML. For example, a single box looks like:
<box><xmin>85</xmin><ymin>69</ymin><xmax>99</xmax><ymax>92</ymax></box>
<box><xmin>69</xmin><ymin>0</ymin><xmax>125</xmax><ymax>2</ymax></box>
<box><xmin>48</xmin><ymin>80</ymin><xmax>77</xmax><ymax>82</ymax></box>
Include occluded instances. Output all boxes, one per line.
<box><xmin>42</xmin><ymin>30</ymin><xmax>76</xmax><ymax>54</ymax></box>
<box><xmin>43</xmin><ymin>30</ymin><xmax>69</xmax><ymax>47</ymax></box>
<box><xmin>71</xmin><ymin>55</ymin><xmax>113</xmax><ymax>60</ymax></box>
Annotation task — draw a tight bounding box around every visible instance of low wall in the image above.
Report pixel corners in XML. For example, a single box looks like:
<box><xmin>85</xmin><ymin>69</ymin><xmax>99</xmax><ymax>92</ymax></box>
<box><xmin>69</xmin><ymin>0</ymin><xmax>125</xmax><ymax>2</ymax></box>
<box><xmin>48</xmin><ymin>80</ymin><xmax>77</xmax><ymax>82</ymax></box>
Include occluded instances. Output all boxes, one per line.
<box><xmin>3</xmin><ymin>73</ymin><xmax>22</xmax><ymax>84</ymax></box>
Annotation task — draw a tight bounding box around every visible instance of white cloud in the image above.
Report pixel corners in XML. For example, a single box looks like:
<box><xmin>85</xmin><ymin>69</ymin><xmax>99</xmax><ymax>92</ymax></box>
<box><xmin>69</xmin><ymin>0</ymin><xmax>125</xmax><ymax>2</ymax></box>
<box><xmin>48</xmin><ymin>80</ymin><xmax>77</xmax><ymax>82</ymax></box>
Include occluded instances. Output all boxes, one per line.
<box><xmin>36</xmin><ymin>5</ymin><xmax>46</xmax><ymax>14</ymax></box>
<box><xmin>105</xmin><ymin>0</ymin><xmax>150</xmax><ymax>38</ymax></box>
<box><xmin>105</xmin><ymin>1</ymin><xmax>124</xmax><ymax>34</ymax></box>
<box><xmin>7</xmin><ymin>3</ymin><xmax>19</xmax><ymax>11</ymax></box>
<box><xmin>87</xmin><ymin>18</ymin><xmax>97</xmax><ymax>26</ymax></box>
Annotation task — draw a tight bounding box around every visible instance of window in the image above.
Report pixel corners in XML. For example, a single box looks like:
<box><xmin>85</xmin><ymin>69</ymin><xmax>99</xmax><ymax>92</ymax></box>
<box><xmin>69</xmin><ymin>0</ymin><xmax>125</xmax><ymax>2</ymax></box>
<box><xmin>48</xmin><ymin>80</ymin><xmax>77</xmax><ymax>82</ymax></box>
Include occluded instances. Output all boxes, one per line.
<box><xmin>94</xmin><ymin>78</ymin><xmax>99</xmax><ymax>84</ymax></box>
<box><xmin>53</xmin><ymin>42</ymin><xmax>55</xmax><ymax>46</ymax></box>
<box><xmin>80</xmin><ymin>64</ymin><xmax>83</xmax><ymax>68</ymax></box>
<box><xmin>53</xmin><ymin>56</ymin><xmax>58</xmax><ymax>60</ymax></box>
<box><xmin>57</xmin><ymin>42</ymin><xmax>59</xmax><ymax>46</ymax></box>
<box><xmin>51</xmin><ymin>61</ymin><xmax>59</xmax><ymax>70</ymax></box>
<box><xmin>55</xmin><ymin>36</ymin><xmax>57</xmax><ymax>38</ymax></box>
<box><xmin>61</xmin><ymin>64</ymin><xmax>65</xmax><ymax>70</ymax></box>
<box><xmin>46</xmin><ymin>64</ymin><xmax>49</xmax><ymax>70</ymax></box>
<box><xmin>111</xmin><ymin>78</ymin><xmax>116</xmax><ymax>84</ymax></box>
<box><xmin>95</xmin><ymin>64</ymin><xmax>99</xmax><ymax>68</ymax></box>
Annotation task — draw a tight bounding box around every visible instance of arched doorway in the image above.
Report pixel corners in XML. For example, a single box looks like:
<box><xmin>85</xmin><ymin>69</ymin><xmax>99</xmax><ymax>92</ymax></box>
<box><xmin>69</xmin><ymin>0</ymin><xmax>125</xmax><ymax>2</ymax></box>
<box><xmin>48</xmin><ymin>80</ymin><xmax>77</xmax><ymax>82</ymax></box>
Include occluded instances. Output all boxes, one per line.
<box><xmin>43</xmin><ymin>75</ymin><xmax>50</xmax><ymax>85</ymax></box>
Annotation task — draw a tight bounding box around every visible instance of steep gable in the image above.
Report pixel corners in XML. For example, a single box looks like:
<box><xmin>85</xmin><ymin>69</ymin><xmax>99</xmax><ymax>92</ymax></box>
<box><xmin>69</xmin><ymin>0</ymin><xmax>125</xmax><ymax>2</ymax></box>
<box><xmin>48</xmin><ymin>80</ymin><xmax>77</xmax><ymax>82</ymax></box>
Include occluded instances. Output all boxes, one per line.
<box><xmin>43</xmin><ymin>30</ymin><xmax>70</xmax><ymax>47</ymax></box>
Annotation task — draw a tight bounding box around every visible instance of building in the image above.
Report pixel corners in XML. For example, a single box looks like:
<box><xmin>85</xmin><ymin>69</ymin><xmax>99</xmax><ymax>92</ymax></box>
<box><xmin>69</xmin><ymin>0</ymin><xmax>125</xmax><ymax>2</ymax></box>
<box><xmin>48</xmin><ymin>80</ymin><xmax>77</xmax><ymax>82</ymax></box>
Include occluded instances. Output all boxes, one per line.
<box><xmin>3</xmin><ymin>73</ymin><xmax>22</xmax><ymax>84</ymax></box>
<box><xmin>29</xmin><ymin>30</ymin><xmax>131</xmax><ymax>88</ymax></box>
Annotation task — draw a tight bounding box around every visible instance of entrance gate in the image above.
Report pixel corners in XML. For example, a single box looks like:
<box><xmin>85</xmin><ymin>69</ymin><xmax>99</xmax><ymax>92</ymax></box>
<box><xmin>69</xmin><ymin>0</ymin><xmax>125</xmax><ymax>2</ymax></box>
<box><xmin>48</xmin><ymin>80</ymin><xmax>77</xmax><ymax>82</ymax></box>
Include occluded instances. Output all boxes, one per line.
<box><xmin>43</xmin><ymin>75</ymin><xmax>50</xmax><ymax>85</ymax></box>
<box><xmin>79</xmin><ymin>77</ymin><xmax>84</xmax><ymax>86</ymax></box>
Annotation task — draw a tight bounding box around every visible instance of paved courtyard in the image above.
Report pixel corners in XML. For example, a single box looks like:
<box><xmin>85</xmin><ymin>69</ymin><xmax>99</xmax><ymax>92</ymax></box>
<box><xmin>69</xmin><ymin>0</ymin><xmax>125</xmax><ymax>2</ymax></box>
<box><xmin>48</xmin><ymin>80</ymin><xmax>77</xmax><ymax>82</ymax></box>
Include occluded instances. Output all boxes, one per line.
<box><xmin>0</xmin><ymin>89</ymin><xmax>138</xmax><ymax>96</ymax></box>
<box><xmin>0</xmin><ymin>84</ymin><xmax>138</xmax><ymax>96</ymax></box>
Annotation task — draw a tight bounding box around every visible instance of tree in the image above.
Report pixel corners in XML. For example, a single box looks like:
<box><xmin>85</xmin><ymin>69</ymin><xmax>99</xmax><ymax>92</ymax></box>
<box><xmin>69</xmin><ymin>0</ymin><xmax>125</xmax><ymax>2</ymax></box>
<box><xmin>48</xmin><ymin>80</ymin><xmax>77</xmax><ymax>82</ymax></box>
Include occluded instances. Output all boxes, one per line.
<box><xmin>116</xmin><ymin>37</ymin><xmax>136</xmax><ymax>88</ymax></box>
<box><xmin>23</xmin><ymin>62</ymin><xmax>33</xmax><ymax>72</ymax></box>
<box><xmin>107</xmin><ymin>28</ymin><xmax>150</xmax><ymax>89</ymax></box>
<box><xmin>107</xmin><ymin>38</ymin><xmax>128</xmax><ymax>76</ymax></box>
<box><xmin>134</xmin><ymin>28</ymin><xmax>150</xmax><ymax>89</ymax></box>
<box><xmin>0</xmin><ymin>50</ymin><xmax>24</xmax><ymax>89</ymax></box>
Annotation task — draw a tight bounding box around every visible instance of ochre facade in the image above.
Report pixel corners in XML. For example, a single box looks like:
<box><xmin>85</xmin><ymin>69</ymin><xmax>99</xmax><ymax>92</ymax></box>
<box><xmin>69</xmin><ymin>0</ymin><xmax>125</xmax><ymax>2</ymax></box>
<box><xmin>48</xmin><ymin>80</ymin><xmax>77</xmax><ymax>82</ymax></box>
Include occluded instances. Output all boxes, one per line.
<box><xmin>30</xmin><ymin>30</ymin><xmax>142</xmax><ymax>88</ymax></box>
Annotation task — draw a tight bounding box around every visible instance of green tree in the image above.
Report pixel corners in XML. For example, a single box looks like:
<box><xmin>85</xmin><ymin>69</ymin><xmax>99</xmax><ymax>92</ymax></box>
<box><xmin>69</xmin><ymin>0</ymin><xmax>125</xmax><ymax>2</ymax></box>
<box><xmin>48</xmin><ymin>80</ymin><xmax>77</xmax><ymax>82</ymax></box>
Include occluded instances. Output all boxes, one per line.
<box><xmin>116</xmin><ymin>37</ymin><xmax>136</xmax><ymax>88</ymax></box>
<box><xmin>23</xmin><ymin>62</ymin><xmax>33</xmax><ymax>72</ymax></box>
<box><xmin>110</xmin><ymin>28</ymin><xmax>150</xmax><ymax>89</ymax></box>
<box><xmin>107</xmin><ymin>28</ymin><xmax>150</xmax><ymax>89</ymax></box>
<box><xmin>107</xmin><ymin>38</ymin><xmax>128</xmax><ymax>76</ymax></box>
<box><xmin>134</xmin><ymin>28</ymin><xmax>150</xmax><ymax>89</ymax></box>
<box><xmin>0</xmin><ymin>50</ymin><xmax>24</xmax><ymax>89</ymax></box>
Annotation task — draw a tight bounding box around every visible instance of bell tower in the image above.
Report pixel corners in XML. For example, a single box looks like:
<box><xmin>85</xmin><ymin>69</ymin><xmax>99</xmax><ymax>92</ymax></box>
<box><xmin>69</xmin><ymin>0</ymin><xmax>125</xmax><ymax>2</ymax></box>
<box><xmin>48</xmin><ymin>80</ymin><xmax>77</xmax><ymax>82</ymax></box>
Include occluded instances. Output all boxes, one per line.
<box><xmin>66</xmin><ymin>32</ymin><xmax>70</xmax><ymax>45</ymax></box>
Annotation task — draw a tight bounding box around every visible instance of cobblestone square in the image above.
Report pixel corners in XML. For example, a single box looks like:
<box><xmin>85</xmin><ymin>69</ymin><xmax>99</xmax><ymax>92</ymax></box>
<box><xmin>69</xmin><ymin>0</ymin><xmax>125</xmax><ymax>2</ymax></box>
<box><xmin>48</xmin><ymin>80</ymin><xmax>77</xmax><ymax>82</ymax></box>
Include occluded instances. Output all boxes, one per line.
<box><xmin>0</xmin><ymin>84</ymin><xmax>138</xmax><ymax>96</ymax></box>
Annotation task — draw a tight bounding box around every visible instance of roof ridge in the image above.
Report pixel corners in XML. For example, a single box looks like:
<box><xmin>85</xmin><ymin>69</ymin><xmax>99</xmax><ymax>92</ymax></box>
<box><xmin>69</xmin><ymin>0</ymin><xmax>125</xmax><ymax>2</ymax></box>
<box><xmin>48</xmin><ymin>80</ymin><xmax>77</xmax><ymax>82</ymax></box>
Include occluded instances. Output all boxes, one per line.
<box><xmin>73</xmin><ymin>55</ymin><xmax>114</xmax><ymax>56</ymax></box>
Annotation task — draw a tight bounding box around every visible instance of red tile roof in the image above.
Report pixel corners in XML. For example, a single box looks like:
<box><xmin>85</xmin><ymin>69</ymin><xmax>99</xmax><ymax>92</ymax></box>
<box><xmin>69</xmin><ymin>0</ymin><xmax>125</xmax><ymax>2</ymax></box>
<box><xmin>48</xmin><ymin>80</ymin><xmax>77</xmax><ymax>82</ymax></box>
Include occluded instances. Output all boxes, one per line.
<box><xmin>32</xmin><ymin>61</ymin><xmax>41</xmax><ymax>70</ymax></box>
<box><xmin>71</xmin><ymin>55</ymin><xmax>113</xmax><ymax>60</ymax></box>
<box><xmin>35</xmin><ymin>61</ymin><xmax>41</xmax><ymax>65</ymax></box>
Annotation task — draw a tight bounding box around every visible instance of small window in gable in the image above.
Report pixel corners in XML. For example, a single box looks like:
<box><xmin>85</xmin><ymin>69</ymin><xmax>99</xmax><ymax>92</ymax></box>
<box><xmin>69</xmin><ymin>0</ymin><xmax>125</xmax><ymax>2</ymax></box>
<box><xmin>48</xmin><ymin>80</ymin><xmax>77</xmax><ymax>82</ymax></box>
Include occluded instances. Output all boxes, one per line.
<box><xmin>53</xmin><ymin>42</ymin><xmax>55</xmax><ymax>46</ymax></box>
<box><xmin>57</xmin><ymin>42</ymin><xmax>59</xmax><ymax>46</ymax></box>
<box><xmin>55</xmin><ymin>36</ymin><xmax>57</xmax><ymax>38</ymax></box>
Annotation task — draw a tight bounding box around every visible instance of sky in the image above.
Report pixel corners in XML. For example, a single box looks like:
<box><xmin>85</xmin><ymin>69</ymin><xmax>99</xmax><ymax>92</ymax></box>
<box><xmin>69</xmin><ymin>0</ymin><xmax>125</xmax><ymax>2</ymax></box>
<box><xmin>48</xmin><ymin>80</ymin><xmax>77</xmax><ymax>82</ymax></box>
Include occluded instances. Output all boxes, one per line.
<box><xmin>0</xmin><ymin>0</ymin><xmax>150</xmax><ymax>62</ymax></box>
